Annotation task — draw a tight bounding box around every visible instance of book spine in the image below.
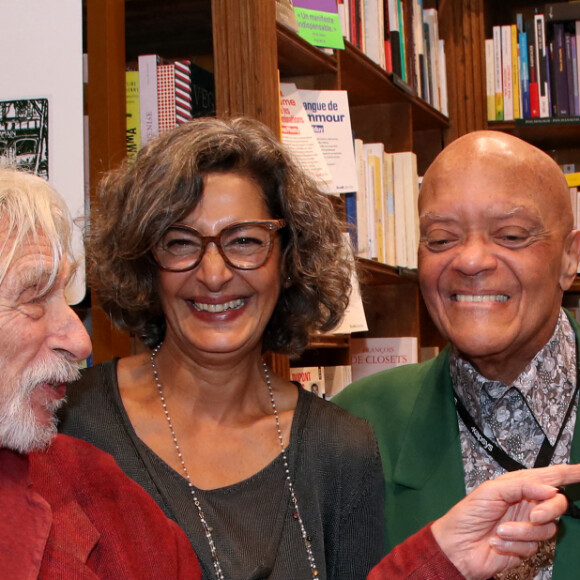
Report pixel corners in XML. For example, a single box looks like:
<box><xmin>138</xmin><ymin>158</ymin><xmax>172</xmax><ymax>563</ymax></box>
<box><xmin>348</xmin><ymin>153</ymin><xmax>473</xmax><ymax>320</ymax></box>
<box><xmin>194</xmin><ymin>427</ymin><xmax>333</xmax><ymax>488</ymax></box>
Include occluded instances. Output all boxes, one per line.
<box><xmin>174</xmin><ymin>60</ymin><xmax>192</xmax><ymax>125</ymax></box>
<box><xmin>565</xmin><ymin>32</ymin><xmax>575</xmax><ymax>116</ymax></box>
<box><xmin>485</xmin><ymin>38</ymin><xmax>496</xmax><ymax>120</ymax></box>
<box><xmin>511</xmin><ymin>24</ymin><xmax>521</xmax><ymax>118</ymax></box>
<box><xmin>519</xmin><ymin>32</ymin><xmax>531</xmax><ymax>118</ymax></box>
<box><xmin>501</xmin><ymin>25</ymin><xmax>514</xmax><ymax>120</ymax></box>
<box><xmin>493</xmin><ymin>25</ymin><xmax>504</xmax><ymax>120</ymax></box>
<box><xmin>125</xmin><ymin>70</ymin><xmax>141</xmax><ymax>160</ymax></box>
<box><xmin>572</xmin><ymin>31</ymin><xmax>580</xmax><ymax>116</ymax></box>
<box><xmin>138</xmin><ymin>54</ymin><xmax>160</xmax><ymax>146</ymax></box>
<box><xmin>157</xmin><ymin>63</ymin><xmax>176</xmax><ymax>134</ymax></box>
<box><xmin>535</xmin><ymin>14</ymin><xmax>551</xmax><ymax>117</ymax></box>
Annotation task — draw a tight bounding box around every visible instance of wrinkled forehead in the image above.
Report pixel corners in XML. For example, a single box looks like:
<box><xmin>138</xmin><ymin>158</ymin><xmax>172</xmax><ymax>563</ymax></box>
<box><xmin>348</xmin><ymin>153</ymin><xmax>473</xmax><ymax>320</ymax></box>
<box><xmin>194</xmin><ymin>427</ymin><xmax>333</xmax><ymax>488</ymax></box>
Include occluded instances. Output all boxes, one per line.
<box><xmin>0</xmin><ymin>226</ymin><xmax>61</xmax><ymax>291</ymax></box>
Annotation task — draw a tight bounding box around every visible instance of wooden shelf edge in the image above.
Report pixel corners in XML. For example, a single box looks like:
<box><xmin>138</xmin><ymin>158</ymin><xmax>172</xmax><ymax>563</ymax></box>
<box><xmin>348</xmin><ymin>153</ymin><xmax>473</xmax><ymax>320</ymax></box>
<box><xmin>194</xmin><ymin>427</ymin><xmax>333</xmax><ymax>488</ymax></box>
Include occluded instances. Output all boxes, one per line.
<box><xmin>277</xmin><ymin>22</ymin><xmax>338</xmax><ymax>77</ymax></box>
<box><xmin>357</xmin><ymin>257</ymin><xmax>419</xmax><ymax>285</ymax></box>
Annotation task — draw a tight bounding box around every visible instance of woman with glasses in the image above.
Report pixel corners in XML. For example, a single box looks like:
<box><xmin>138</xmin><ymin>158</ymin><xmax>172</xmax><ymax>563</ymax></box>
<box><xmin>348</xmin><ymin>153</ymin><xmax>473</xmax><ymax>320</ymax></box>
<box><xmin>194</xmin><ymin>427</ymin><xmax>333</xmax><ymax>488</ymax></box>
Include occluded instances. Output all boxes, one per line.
<box><xmin>58</xmin><ymin>117</ymin><xmax>384</xmax><ymax>580</ymax></box>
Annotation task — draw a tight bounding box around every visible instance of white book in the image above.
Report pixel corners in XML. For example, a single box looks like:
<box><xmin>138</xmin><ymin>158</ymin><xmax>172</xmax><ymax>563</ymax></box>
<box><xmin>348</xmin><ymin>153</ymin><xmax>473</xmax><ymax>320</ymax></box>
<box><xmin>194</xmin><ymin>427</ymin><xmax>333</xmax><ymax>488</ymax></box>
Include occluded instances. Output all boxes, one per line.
<box><xmin>501</xmin><ymin>24</ymin><xmax>514</xmax><ymax>121</ymax></box>
<box><xmin>485</xmin><ymin>38</ymin><xmax>496</xmax><ymax>121</ymax></box>
<box><xmin>363</xmin><ymin>0</ymin><xmax>386</xmax><ymax>69</ymax></box>
<box><xmin>363</xmin><ymin>145</ymin><xmax>378</xmax><ymax>259</ymax></box>
<box><xmin>493</xmin><ymin>25</ymin><xmax>504</xmax><ymax>120</ymax></box>
<box><xmin>138</xmin><ymin>54</ymin><xmax>160</xmax><ymax>147</ymax></box>
<box><xmin>423</xmin><ymin>8</ymin><xmax>440</xmax><ymax>110</ymax></box>
<box><xmin>279</xmin><ymin>83</ymin><xmax>334</xmax><ymax>193</ymax></box>
<box><xmin>354</xmin><ymin>138</ymin><xmax>369</xmax><ymax>258</ymax></box>
<box><xmin>297</xmin><ymin>88</ymin><xmax>358</xmax><ymax>194</ymax></box>
<box><xmin>438</xmin><ymin>39</ymin><xmax>449</xmax><ymax>116</ymax></box>
<box><xmin>383</xmin><ymin>152</ymin><xmax>397</xmax><ymax>266</ymax></box>
<box><xmin>391</xmin><ymin>152</ymin><xmax>408</xmax><ymax>267</ymax></box>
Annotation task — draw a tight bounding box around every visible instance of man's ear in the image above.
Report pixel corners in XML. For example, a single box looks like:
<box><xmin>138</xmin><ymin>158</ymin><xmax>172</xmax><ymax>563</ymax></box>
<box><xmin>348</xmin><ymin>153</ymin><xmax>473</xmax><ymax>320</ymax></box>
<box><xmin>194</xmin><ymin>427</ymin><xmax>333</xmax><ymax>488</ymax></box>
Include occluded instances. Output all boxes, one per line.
<box><xmin>560</xmin><ymin>230</ymin><xmax>580</xmax><ymax>291</ymax></box>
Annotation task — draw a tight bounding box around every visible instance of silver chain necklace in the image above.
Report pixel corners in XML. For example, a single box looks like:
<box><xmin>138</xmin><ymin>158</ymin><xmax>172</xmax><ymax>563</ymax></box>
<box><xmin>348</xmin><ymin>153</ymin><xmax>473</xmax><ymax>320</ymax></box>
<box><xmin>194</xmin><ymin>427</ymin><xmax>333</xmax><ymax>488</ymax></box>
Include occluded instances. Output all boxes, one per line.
<box><xmin>150</xmin><ymin>343</ymin><xmax>319</xmax><ymax>579</ymax></box>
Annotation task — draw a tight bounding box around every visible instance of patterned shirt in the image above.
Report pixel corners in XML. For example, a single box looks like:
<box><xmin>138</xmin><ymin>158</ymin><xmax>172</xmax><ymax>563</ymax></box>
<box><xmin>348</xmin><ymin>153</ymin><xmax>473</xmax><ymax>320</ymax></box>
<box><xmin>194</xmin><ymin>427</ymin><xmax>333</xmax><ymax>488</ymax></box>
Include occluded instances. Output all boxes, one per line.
<box><xmin>451</xmin><ymin>309</ymin><xmax>579</xmax><ymax>580</ymax></box>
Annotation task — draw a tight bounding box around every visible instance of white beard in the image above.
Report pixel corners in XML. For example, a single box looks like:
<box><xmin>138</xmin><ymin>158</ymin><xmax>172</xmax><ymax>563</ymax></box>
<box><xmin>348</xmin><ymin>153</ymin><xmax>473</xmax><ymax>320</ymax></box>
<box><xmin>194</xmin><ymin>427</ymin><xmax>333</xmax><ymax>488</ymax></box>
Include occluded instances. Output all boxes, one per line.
<box><xmin>0</xmin><ymin>355</ymin><xmax>81</xmax><ymax>453</ymax></box>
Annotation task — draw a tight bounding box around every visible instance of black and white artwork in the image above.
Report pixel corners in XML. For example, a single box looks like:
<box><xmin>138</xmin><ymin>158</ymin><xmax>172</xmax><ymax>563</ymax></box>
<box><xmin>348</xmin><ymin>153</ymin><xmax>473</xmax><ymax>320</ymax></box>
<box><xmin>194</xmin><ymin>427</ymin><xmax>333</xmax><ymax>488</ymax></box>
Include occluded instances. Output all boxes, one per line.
<box><xmin>0</xmin><ymin>98</ymin><xmax>49</xmax><ymax>179</ymax></box>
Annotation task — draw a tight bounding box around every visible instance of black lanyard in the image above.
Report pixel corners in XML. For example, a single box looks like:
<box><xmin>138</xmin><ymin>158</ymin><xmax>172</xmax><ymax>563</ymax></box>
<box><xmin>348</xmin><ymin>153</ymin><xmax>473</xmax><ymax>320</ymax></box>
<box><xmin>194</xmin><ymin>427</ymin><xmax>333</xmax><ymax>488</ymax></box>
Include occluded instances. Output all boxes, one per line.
<box><xmin>453</xmin><ymin>391</ymin><xmax>569</xmax><ymax>471</ymax></box>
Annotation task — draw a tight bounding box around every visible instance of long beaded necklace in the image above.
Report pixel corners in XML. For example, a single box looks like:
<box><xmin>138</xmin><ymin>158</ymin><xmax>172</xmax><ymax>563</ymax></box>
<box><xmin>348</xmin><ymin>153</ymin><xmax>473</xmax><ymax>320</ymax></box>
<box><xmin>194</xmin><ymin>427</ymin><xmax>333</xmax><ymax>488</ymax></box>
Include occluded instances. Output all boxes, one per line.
<box><xmin>150</xmin><ymin>343</ymin><xmax>319</xmax><ymax>580</ymax></box>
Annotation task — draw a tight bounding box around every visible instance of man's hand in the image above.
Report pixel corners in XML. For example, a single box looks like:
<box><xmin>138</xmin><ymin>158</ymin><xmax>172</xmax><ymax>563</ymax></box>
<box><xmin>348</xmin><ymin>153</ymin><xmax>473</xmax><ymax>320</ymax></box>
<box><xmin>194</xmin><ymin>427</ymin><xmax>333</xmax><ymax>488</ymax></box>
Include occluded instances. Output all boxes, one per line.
<box><xmin>431</xmin><ymin>464</ymin><xmax>580</xmax><ymax>580</ymax></box>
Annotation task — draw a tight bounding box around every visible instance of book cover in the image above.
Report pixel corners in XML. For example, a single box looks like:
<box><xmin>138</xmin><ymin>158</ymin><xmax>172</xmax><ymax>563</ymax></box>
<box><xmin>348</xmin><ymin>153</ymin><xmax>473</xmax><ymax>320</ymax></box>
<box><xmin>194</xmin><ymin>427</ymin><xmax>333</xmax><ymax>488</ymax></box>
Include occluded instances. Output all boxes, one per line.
<box><xmin>521</xmin><ymin>12</ymin><xmax>540</xmax><ymax>118</ymax></box>
<box><xmin>290</xmin><ymin>366</ymin><xmax>325</xmax><ymax>397</ymax></box>
<box><xmin>279</xmin><ymin>82</ymin><xmax>335</xmax><ymax>193</ymax></box>
<box><xmin>292</xmin><ymin>0</ymin><xmax>345</xmax><ymax>49</ymax></box>
<box><xmin>297</xmin><ymin>88</ymin><xmax>358</xmax><ymax>194</ymax></box>
<box><xmin>493</xmin><ymin>25</ymin><xmax>504</xmax><ymax>120</ymax></box>
<box><xmin>125</xmin><ymin>70</ymin><xmax>141</xmax><ymax>161</ymax></box>
<box><xmin>437</xmin><ymin>38</ymin><xmax>448</xmax><ymax>116</ymax></box>
<box><xmin>351</xmin><ymin>336</ymin><xmax>418</xmax><ymax>381</ymax></box>
<box><xmin>362</xmin><ymin>143</ymin><xmax>378</xmax><ymax>259</ymax></box>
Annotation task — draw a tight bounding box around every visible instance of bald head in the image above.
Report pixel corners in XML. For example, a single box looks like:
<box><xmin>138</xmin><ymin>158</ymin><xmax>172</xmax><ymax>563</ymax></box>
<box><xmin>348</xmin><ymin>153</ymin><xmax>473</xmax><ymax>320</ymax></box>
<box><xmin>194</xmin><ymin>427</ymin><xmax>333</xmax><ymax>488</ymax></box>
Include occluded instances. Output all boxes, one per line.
<box><xmin>417</xmin><ymin>130</ymin><xmax>580</xmax><ymax>383</ymax></box>
<box><xmin>421</xmin><ymin>131</ymin><xmax>572</xmax><ymax>231</ymax></box>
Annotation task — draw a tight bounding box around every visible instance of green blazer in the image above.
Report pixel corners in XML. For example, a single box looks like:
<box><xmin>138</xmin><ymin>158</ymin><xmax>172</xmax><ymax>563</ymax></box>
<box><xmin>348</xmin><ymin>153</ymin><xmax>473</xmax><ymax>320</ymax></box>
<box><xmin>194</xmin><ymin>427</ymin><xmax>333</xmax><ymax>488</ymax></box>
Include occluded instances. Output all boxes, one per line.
<box><xmin>334</xmin><ymin>313</ymin><xmax>580</xmax><ymax>578</ymax></box>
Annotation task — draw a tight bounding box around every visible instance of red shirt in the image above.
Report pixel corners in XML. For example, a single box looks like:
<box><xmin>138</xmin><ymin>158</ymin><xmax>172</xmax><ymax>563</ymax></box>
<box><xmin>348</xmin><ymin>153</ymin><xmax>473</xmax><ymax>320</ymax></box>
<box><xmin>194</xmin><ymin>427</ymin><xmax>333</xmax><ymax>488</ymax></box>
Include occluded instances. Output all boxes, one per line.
<box><xmin>368</xmin><ymin>524</ymin><xmax>464</xmax><ymax>580</ymax></box>
<box><xmin>0</xmin><ymin>434</ymin><xmax>201</xmax><ymax>579</ymax></box>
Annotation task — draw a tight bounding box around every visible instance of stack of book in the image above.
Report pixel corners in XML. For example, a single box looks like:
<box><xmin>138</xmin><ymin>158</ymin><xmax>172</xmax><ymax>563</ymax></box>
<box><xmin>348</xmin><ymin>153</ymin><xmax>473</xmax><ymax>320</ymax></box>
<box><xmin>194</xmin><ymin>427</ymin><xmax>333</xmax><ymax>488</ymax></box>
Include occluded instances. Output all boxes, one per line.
<box><xmin>125</xmin><ymin>56</ymin><xmax>215</xmax><ymax>159</ymax></box>
<box><xmin>485</xmin><ymin>3</ymin><xmax>580</xmax><ymax>121</ymax></box>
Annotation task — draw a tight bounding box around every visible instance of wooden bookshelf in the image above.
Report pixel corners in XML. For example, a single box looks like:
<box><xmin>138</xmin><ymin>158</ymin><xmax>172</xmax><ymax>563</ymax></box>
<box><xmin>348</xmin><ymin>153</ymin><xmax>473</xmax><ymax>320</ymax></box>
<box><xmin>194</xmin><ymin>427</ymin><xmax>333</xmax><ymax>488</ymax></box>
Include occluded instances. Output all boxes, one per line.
<box><xmin>85</xmin><ymin>0</ymin><xmax>457</xmax><ymax>371</ymax></box>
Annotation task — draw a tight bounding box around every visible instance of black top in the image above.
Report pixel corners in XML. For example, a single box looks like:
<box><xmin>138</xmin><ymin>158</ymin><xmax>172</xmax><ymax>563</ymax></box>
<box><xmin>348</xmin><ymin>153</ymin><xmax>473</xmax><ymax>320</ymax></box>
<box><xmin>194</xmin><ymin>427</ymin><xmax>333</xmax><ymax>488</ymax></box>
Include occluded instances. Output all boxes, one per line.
<box><xmin>58</xmin><ymin>360</ymin><xmax>385</xmax><ymax>580</ymax></box>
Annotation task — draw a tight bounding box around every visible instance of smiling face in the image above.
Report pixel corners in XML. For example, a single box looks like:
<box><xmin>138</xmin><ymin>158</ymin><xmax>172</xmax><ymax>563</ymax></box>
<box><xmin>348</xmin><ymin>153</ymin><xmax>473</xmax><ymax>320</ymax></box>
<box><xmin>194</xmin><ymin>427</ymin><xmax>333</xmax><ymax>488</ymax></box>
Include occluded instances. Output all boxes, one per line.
<box><xmin>0</xmin><ymin>229</ymin><xmax>92</xmax><ymax>452</ymax></box>
<box><xmin>157</xmin><ymin>172</ymin><xmax>283</xmax><ymax>362</ymax></box>
<box><xmin>418</xmin><ymin>132</ymin><xmax>580</xmax><ymax>383</ymax></box>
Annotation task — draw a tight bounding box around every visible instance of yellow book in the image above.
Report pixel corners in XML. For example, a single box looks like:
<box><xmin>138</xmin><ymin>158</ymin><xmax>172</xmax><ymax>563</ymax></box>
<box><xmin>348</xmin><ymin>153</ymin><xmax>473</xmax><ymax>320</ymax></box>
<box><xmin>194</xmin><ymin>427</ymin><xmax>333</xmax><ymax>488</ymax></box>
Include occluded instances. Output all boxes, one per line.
<box><xmin>566</xmin><ymin>172</ymin><xmax>580</xmax><ymax>188</ymax></box>
<box><xmin>125</xmin><ymin>70</ymin><xmax>141</xmax><ymax>161</ymax></box>
<box><xmin>511</xmin><ymin>24</ymin><xmax>521</xmax><ymax>119</ymax></box>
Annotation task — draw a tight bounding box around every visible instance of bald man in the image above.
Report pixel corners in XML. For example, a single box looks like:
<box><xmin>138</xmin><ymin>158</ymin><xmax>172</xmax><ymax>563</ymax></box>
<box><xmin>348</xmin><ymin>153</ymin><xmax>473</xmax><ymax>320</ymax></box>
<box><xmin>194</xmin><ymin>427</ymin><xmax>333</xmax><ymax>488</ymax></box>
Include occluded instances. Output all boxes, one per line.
<box><xmin>334</xmin><ymin>131</ymin><xmax>580</xmax><ymax>579</ymax></box>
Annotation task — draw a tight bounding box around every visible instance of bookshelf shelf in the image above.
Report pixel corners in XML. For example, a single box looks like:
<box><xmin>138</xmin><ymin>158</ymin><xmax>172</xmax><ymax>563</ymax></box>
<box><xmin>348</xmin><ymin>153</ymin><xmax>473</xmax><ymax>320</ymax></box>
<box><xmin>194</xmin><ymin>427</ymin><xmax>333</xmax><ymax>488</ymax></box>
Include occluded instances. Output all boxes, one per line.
<box><xmin>488</xmin><ymin>120</ymin><xmax>580</xmax><ymax>151</ymax></box>
<box><xmin>277</xmin><ymin>23</ymin><xmax>337</xmax><ymax>77</ymax></box>
<box><xmin>86</xmin><ymin>0</ymin><xmax>452</xmax><ymax>369</ymax></box>
<box><xmin>338</xmin><ymin>42</ymin><xmax>449</xmax><ymax>130</ymax></box>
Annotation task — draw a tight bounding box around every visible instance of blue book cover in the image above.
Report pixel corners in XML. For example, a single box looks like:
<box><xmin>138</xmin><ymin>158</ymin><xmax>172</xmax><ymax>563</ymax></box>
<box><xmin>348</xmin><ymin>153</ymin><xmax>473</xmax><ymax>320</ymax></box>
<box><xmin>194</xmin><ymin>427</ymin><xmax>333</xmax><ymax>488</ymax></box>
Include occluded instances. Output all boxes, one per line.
<box><xmin>519</xmin><ymin>32</ymin><xmax>531</xmax><ymax>118</ymax></box>
<box><xmin>344</xmin><ymin>191</ymin><xmax>357</xmax><ymax>250</ymax></box>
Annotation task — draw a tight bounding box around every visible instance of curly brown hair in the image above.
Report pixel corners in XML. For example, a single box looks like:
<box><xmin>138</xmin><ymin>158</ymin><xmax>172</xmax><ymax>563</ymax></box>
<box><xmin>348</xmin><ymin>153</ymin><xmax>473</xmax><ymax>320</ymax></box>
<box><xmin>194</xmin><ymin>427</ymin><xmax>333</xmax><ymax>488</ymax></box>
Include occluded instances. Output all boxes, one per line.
<box><xmin>87</xmin><ymin>117</ymin><xmax>353</xmax><ymax>355</ymax></box>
